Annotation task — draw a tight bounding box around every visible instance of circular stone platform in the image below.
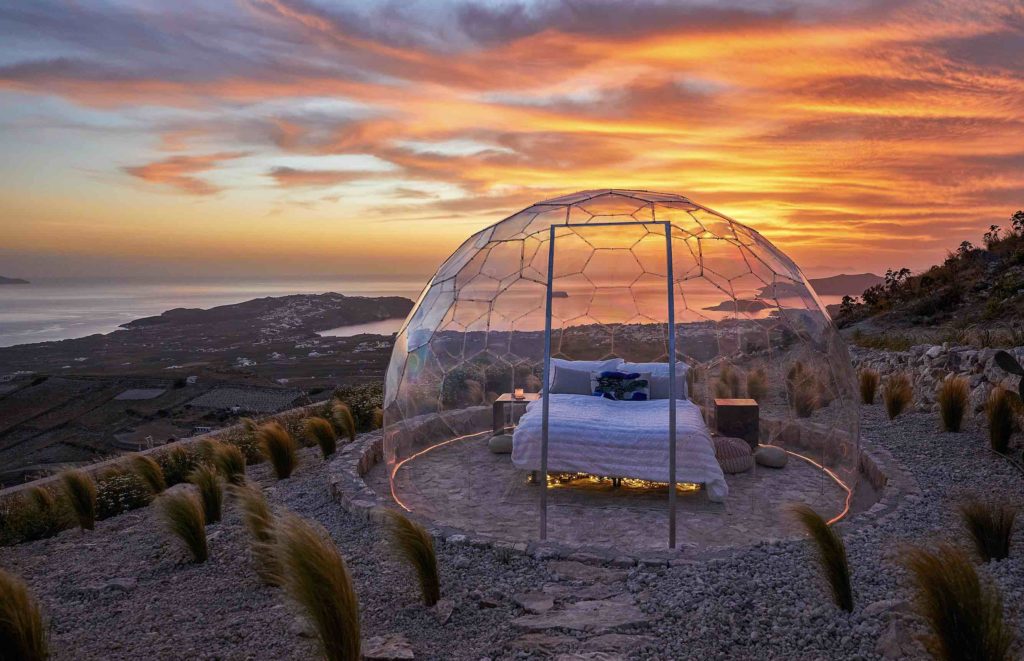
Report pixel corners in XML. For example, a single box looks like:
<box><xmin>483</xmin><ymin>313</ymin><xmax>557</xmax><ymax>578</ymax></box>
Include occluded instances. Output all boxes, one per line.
<box><xmin>364</xmin><ymin>433</ymin><xmax>849</xmax><ymax>555</ymax></box>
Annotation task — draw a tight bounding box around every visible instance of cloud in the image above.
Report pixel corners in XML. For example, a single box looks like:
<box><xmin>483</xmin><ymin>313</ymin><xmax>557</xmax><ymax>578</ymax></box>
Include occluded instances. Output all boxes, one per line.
<box><xmin>123</xmin><ymin>152</ymin><xmax>249</xmax><ymax>195</ymax></box>
<box><xmin>266</xmin><ymin>166</ymin><xmax>376</xmax><ymax>187</ymax></box>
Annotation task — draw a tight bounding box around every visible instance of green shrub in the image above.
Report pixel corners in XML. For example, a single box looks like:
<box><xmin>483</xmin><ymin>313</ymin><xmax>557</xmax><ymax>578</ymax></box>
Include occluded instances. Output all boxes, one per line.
<box><xmin>0</xmin><ymin>488</ymin><xmax>70</xmax><ymax>544</ymax></box>
<box><xmin>331</xmin><ymin>382</ymin><xmax>383</xmax><ymax>431</ymax></box>
<box><xmin>96</xmin><ymin>471</ymin><xmax>153</xmax><ymax>520</ymax></box>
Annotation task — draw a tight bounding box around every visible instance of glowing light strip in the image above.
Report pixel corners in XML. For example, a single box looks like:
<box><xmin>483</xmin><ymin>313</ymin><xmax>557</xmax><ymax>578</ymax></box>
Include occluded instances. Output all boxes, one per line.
<box><xmin>763</xmin><ymin>444</ymin><xmax>853</xmax><ymax>525</ymax></box>
<box><xmin>389</xmin><ymin>430</ymin><xmax>491</xmax><ymax>511</ymax></box>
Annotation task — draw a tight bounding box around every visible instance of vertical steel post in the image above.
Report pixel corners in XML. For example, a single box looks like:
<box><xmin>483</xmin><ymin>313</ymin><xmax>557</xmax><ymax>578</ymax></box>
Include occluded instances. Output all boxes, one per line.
<box><xmin>540</xmin><ymin>225</ymin><xmax>556</xmax><ymax>541</ymax></box>
<box><xmin>664</xmin><ymin>222</ymin><xmax>677</xmax><ymax>549</ymax></box>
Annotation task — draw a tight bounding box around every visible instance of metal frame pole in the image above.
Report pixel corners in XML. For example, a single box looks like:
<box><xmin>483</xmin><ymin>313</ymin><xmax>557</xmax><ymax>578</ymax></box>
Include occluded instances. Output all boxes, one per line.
<box><xmin>665</xmin><ymin>223</ymin><xmax>678</xmax><ymax>549</ymax></box>
<box><xmin>540</xmin><ymin>224</ymin><xmax>556</xmax><ymax>541</ymax></box>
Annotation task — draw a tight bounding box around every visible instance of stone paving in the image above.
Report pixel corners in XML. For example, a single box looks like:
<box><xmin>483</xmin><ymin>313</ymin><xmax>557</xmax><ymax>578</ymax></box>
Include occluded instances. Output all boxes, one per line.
<box><xmin>367</xmin><ymin>434</ymin><xmax>847</xmax><ymax>554</ymax></box>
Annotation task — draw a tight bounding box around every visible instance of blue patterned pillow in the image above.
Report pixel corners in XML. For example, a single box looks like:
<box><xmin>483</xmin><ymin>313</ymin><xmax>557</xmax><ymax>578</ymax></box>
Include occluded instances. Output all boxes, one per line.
<box><xmin>590</xmin><ymin>371</ymin><xmax>651</xmax><ymax>401</ymax></box>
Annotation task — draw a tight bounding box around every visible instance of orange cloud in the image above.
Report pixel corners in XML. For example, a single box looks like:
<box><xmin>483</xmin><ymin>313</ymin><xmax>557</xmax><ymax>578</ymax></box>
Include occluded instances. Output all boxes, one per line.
<box><xmin>123</xmin><ymin>152</ymin><xmax>248</xmax><ymax>195</ymax></box>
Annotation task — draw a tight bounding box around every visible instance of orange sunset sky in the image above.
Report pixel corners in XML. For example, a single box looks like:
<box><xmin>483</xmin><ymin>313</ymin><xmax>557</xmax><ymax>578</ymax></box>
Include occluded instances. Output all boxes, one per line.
<box><xmin>1</xmin><ymin>0</ymin><xmax>1022</xmax><ymax>281</ymax></box>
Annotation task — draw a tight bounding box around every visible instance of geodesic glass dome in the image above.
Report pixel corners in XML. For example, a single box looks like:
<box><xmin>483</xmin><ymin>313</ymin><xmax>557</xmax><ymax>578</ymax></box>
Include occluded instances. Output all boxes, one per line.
<box><xmin>383</xmin><ymin>190</ymin><xmax>859</xmax><ymax>552</ymax></box>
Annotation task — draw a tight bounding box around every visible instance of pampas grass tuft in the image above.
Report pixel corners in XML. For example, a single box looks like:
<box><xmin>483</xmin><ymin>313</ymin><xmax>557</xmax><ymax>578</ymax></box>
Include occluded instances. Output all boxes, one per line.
<box><xmin>883</xmin><ymin>373</ymin><xmax>913</xmax><ymax>419</ymax></box>
<box><xmin>60</xmin><ymin>469</ymin><xmax>96</xmax><ymax>531</ymax></box>
<box><xmin>257</xmin><ymin>421</ymin><xmax>298</xmax><ymax>479</ymax></box>
<box><xmin>232</xmin><ymin>482</ymin><xmax>280</xmax><ymax>585</ymax></box>
<box><xmin>959</xmin><ymin>498</ymin><xmax>1017</xmax><ymax>562</ymax></box>
<box><xmin>792</xmin><ymin>503</ymin><xmax>852</xmax><ymax>611</ymax></box>
<box><xmin>129</xmin><ymin>454</ymin><xmax>166</xmax><ymax>494</ymax></box>
<box><xmin>0</xmin><ymin>568</ymin><xmax>48</xmax><ymax>660</ymax></box>
<box><xmin>277</xmin><ymin>514</ymin><xmax>361</xmax><ymax>661</ymax></box>
<box><xmin>904</xmin><ymin>543</ymin><xmax>1014</xmax><ymax>661</ymax></box>
<box><xmin>159</xmin><ymin>489</ymin><xmax>208</xmax><ymax>562</ymax></box>
<box><xmin>386</xmin><ymin>510</ymin><xmax>440</xmax><ymax>607</ymax></box>
<box><xmin>331</xmin><ymin>400</ymin><xmax>357</xmax><ymax>444</ymax></box>
<box><xmin>859</xmin><ymin>369</ymin><xmax>880</xmax><ymax>405</ymax></box>
<box><xmin>372</xmin><ymin>408</ymin><xmax>384</xmax><ymax>430</ymax></box>
<box><xmin>213</xmin><ymin>443</ymin><xmax>246</xmax><ymax>485</ymax></box>
<box><xmin>746</xmin><ymin>366</ymin><xmax>767</xmax><ymax>403</ymax></box>
<box><xmin>987</xmin><ymin>387</ymin><xmax>1016</xmax><ymax>454</ymax></box>
<box><xmin>304</xmin><ymin>417</ymin><xmax>338</xmax><ymax>459</ymax></box>
<box><xmin>938</xmin><ymin>375</ymin><xmax>970</xmax><ymax>432</ymax></box>
<box><xmin>188</xmin><ymin>463</ymin><xmax>223</xmax><ymax>524</ymax></box>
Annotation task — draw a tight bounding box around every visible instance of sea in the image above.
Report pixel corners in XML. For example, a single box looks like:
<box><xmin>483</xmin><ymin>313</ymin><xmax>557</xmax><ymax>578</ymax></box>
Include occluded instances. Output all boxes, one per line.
<box><xmin>0</xmin><ymin>278</ymin><xmax>846</xmax><ymax>349</ymax></box>
<box><xmin>0</xmin><ymin>278</ymin><xmax>425</xmax><ymax>348</ymax></box>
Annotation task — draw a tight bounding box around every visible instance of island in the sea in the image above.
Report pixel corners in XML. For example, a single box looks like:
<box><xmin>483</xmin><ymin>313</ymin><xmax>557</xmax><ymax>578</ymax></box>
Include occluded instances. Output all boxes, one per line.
<box><xmin>0</xmin><ymin>276</ymin><xmax>29</xmax><ymax>285</ymax></box>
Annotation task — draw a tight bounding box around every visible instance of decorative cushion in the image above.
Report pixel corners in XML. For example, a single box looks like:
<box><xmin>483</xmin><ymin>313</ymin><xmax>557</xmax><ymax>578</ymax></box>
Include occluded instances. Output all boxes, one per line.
<box><xmin>549</xmin><ymin>365</ymin><xmax>594</xmax><ymax>395</ymax></box>
<box><xmin>714</xmin><ymin>436</ymin><xmax>753</xmax><ymax>474</ymax></box>
<box><xmin>621</xmin><ymin>362</ymin><xmax>689</xmax><ymax>399</ymax></box>
<box><xmin>590</xmin><ymin>371</ymin><xmax>651</xmax><ymax>401</ymax></box>
<box><xmin>488</xmin><ymin>434</ymin><xmax>513</xmax><ymax>454</ymax></box>
<box><xmin>755</xmin><ymin>445</ymin><xmax>788</xmax><ymax>468</ymax></box>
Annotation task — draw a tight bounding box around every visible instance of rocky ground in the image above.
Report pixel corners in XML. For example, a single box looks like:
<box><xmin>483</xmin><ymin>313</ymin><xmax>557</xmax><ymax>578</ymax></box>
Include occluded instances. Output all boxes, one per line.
<box><xmin>2</xmin><ymin>403</ymin><xmax>1024</xmax><ymax>660</ymax></box>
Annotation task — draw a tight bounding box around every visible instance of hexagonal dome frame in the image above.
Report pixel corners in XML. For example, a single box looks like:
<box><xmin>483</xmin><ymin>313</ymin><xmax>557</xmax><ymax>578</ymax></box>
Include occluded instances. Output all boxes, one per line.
<box><xmin>383</xmin><ymin>189</ymin><xmax>859</xmax><ymax>551</ymax></box>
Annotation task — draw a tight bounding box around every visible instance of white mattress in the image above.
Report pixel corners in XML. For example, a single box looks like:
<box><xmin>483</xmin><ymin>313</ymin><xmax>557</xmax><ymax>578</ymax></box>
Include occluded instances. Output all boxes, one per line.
<box><xmin>511</xmin><ymin>394</ymin><xmax>728</xmax><ymax>502</ymax></box>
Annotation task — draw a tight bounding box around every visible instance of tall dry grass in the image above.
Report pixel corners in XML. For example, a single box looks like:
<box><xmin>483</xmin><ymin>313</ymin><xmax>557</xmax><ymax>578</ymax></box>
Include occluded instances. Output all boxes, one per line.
<box><xmin>386</xmin><ymin>510</ymin><xmax>440</xmax><ymax>607</ymax></box>
<box><xmin>213</xmin><ymin>443</ymin><xmax>246</xmax><ymax>486</ymax></box>
<box><xmin>959</xmin><ymin>498</ymin><xmax>1017</xmax><ymax>562</ymax></box>
<box><xmin>304</xmin><ymin>417</ymin><xmax>338</xmax><ymax>459</ymax></box>
<box><xmin>372</xmin><ymin>408</ymin><xmax>384</xmax><ymax>430</ymax></box>
<box><xmin>129</xmin><ymin>454</ymin><xmax>166</xmax><ymax>494</ymax></box>
<box><xmin>859</xmin><ymin>369</ymin><xmax>880</xmax><ymax>405</ymax></box>
<box><xmin>0</xmin><ymin>568</ymin><xmax>48</xmax><ymax>661</ymax></box>
<box><xmin>232</xmin><ymin>482</ymin><xmax>280</xmax><ymax>585</ymax></box>
<box><xmin>257</xmin><ymin>421</ymin><xmax>298</xmax><ymax>479</ymax></box>
<box><xmin>59</xmin><ymin>469</ymin><xmax>97</xmax><ymax>531</ymax></box>
<box><xmin>746</xmin><ymin>367</ymin><xmax>768</xmax><ymax>403</ymax></box>
<box><xmin>160</xmin><ymin>490</ymin><xmax>208</xmax><ymax>562</ymax></box>
<box><xmin>883</xmin><ymin>373</ymin><xmax>913</xmax><ymax>419</ymax></box>
<box><xmin>331</xmin><ymin>400</ymin><xmax>357</xmax><ymax>444</ymax></box>
<box><xmin>277</xmin><ymin>515</ymin><xmax>361</xmax><ymax>661</ymax></box>
<box><xmin>904</xmin><ymin>544</ymin><xmax>1014</xmax><ymax>661</ymax></box>
<box><xmin>987</xmin><ymin>387</ymin><xmax>1016</xmax><ymax>453</ymax></box>
<box><xmin>188</xmin><ymin>464</ymin><xmax>223</xmax><ymax>525</ymax></box>
<box><xmin>792</xmin><ymin>379</ymin><xmax>819</xmax><ymax>418</ymax></box>
<box><xmin>937</xmin><ymin>376</ymin><xmax>970</xmax><ymax>432</ymax></box>
<box><xmin>792</xmin><ymin>504</ymin><xmax>852</xmax><ymax>611</ymax></box>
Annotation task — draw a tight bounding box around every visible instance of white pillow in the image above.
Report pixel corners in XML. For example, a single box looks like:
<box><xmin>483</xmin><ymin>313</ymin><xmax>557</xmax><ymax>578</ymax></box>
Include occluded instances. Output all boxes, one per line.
<box><xmin>547</xmin><ymin>358</ymin><xmax>623</xmax><ymax>386</ymax></box>
<box><xmin>621</xmin><ymin>361</ymin><xmax>689</xmax><ymax>399</ymax></box>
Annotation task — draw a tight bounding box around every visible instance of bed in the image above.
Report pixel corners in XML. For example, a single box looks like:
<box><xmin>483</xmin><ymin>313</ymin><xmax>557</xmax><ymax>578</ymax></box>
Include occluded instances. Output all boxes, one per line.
<box><xmin>511</xmin><ymin>393</ymin><xmax>728</xmax><ymax>502</ymax></box>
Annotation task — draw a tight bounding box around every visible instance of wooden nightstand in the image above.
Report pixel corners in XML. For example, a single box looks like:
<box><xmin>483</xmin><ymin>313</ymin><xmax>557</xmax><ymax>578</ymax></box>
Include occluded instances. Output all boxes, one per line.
<box><xmin>492</xmin><ymin>392</ymin><xmax>541</xmax><ymax>434</ymax></box>
<box><xmin>714</xmin><ymin>398</ymin><xmax>759</xmax><ymax>449</ymax></box>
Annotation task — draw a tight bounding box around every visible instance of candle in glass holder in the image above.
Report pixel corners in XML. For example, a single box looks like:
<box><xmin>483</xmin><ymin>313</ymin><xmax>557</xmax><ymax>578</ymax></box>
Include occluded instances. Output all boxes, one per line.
<box><xmin>514</xmin><ymin>388</ymin><xmax>525</xmax><ymax>399</ymax></box>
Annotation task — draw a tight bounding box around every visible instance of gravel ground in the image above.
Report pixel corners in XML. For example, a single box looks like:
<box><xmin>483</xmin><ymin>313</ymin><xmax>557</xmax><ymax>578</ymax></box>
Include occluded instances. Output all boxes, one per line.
<box><xmin>2</xmin><ymin>404</ymin><xmax>1024</xmax><ymax>660</ymax></box>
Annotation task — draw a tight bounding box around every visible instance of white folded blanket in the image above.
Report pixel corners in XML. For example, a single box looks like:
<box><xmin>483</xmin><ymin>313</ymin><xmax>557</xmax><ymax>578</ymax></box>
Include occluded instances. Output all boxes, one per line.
<box><xmin>511</xmin><ymin>394</ymin><xmax>728</xmax><ymax>502</ymax></box>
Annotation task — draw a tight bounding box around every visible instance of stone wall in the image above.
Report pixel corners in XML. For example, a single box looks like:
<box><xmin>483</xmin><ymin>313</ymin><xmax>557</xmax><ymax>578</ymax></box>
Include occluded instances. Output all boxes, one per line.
<box><xmin>850</xmin><ymin>344</ymin><xmax>1024</xmax><ymax>413</ymax></box>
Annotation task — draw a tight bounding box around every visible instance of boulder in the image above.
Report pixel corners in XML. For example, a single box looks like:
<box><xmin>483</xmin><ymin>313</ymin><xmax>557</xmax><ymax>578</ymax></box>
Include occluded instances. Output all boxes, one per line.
<box><xmin>488</xmin><ymin>433</ymin><xmax>513</xmax><ymax>454</ymax></box>
<box><xmin>754</xmin><ymin>445</ymin><xmax>788</xmax><ymax>468</ymax></box>
<box><xmin>713</xmin><ymin>436</ymin><xmax>753</xmax><ymax>474</ymax></box>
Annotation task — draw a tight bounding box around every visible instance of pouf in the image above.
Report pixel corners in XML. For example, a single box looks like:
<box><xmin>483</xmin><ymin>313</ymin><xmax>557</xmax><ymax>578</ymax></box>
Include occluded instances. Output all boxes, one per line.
<box><xmin>488</xmin><ymin>434</ymin><xmax>513</xmax><ymax>454</ymax></box>
<box><xmin>714</xmin><ymin>436</ymin><xmax>753</xmax><ymax>474</ymax></box>
<box><xmin>755</xmin><ymin>445</ymin><xmax>788</xmax><ymax>468</ymax></box>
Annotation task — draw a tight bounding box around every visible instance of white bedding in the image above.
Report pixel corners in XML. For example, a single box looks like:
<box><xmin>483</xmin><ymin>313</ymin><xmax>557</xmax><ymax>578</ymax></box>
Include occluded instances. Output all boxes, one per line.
<box><xmin>511</xmin><ymin>394</ymin><xmax>728</xmax><ymax>502</ymax></box>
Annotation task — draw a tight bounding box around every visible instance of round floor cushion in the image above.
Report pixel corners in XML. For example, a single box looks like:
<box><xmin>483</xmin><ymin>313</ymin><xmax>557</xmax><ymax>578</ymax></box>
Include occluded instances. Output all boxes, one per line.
<box><xmin>714</xmin><ymin>436</ymin><xmax>753</xmax><ymax>474</ymax></box>
<box><xmin>488</xmin><ymin>434</ymin><xmax>514</xmax><ymax>454</ymax></box>
<box><xmin>755</xmin><ymin>445</ymin><xmax>788</xmax><ymax>468</ymax></box>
